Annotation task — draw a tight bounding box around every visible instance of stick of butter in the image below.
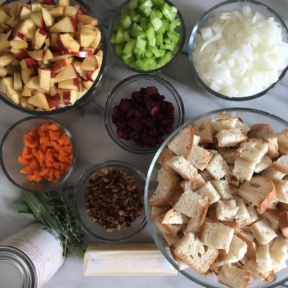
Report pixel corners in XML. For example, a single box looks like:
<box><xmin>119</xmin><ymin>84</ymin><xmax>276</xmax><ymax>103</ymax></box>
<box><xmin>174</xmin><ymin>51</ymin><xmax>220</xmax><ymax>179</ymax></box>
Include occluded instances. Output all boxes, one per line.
<box><xmin>83</xmin><ymin>243</ymin><xmax>177</xmax><ymax>276</ymax></box>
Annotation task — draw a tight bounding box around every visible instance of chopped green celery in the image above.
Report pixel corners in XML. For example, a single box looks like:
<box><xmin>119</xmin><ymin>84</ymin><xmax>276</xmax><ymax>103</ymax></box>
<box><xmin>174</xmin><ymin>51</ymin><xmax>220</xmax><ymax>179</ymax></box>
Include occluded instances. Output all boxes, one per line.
<box><xmin>116</xmin><ymin>30</ymin><xmax>124</xmax><ymax>44</ymax></box>
<box><xmin>128</xmin><ymin>0</ymin><xmax>138</xmax><ymax>10</ymax></box>
<box><xmin>151</xmin><ymin>0</ymin><xmax>164</xmax><ymax>9</ymax></box>
<box><xmin>136</xmin><ymin>36</ymin><xmax>146</xmax><ymax>50</ymax></box>
<box><xmin>127</xmin><ymin>9</ymin><xmax>136</xmax><ymax>19</ymax></box>
<box><xmin>155</xmin><ymin>33</ymin><xmax>163</xmax><ymax>45</ymax></box>
<box><xmin>143</xmin><ymin>57</ymin><xmax>157</xmax><ymax>69</ymax></box>
<box><xmin>151</xmin><ymin>46</ymin><xmax>161</xmax><ymax>57</ymax></box>
<box><xmin>135</xmin><ymin>58</ymin><xmax>149</xmax><ymax>71</ymax></box>
<box><xmin>145</xmin><ymin>50</ymin><xmax>153</xmax><ymax>58</ymax></box>
<box><xmin>158</xmin><ymin>51</ymin><xmax>173</xmax><ymax>66</ymax></box>
<box><xmin>157</xmin><ymin>20</ymin><xmax>169</xmax><ymax>34</ymax></box>
<box><xmin>122</xmin><ymin>53</ymin><xmax>134</xmax><ymax>64</ymax></box>
<box><xmin>162</xmin><ymin>3</ymin><xmax>177</xmax><ymax>21</ymax></box>
<box><xmin>131</xmin><ymin>23</ymin><xmax>143</xmax><ymax>37</ymax></box>
<box><xmin>170</xmin><ymin>18</ymin><xmax>181</xmax><ymax>31</ymax></box>
<box><xmin>121</xmin><ymin>15</ymin><xmax>132</xmax><ymax>29</ymax></box>
<box><xmin>167</xmin><ymin>31</ymin><xmax>180</xmax><ymax>43</ymax></box>
<box><xmin>115</xmin><ymin>43</ymin><xmax>123</xmax><ymax>56</ymax></box>
<box><xmin>160</xmin><ymin>43</ymin><xmax>175</xmax><ymax>50</ymax></box>
<box><xmin>140</xmin><ymin>17</ymin><xmax>148</xmax><ymax>30</ymax></box>
<box><xmin>150</xmin><ymin>16</ymin><xmax>163</xmax><ymax>31</ymax></box>
<box><xmin>131</xmin><ymin>14</ymin><xmax>141</xmax><ymax>23</ymax></box>
<box><xmin>146</xmin><ymin>27</ymin><xmax>155</xmax><ymax>46</ymax></box>
<box><xmin>139</xmin><ymin>0</ymin><xmax>153</xmax><ymax>10</ymax></box>
<box><xmin>163</xmin><ymin>37</ymin><xmax>172</xmax><ymax>44</ymax></box>
<box><xmin>123</xmin><ymin>30</ymin><xmax>131</xmax><ymax>42</ymax></box>
<box><xmin>158</xmin><ymin>48</ymin><xmax>166</xmax><ymax>57</ymax></box>
<box><xmin>123</xmin><ymin>39</ymin><xmax>136</xmax><ymax>54</ymax></box>
<box><xmin>142</xmin><ymin>7</ymin><xmax>152</xmax><ymax>17</ymax></box>
<box><xmin>133</xmin><ymin>46</ymin><xmax>145</xmax><ymax>55</ymax></box>
<box><xmin>150</xmin><ymin>10</ymin><xmax>162</xmax><ymax>21</ymax></box>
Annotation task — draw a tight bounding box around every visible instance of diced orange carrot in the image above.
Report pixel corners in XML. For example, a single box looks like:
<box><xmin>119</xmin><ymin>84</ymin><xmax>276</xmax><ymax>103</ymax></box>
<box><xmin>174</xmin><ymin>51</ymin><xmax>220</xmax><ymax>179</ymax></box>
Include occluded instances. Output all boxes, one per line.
<box><xmin>20</xmin><ymin>166</ymin><xmax>32</xmax><ymax>174</ymax></box>
<box><xmin>48</xmin><ymin>123</ymin><xmax>60</xmax><ymax>131</ymax></box>
<box><xmin>18</xmin><ymin>155</ymin><xmax>29</xmax><ymax>165</ymax></box>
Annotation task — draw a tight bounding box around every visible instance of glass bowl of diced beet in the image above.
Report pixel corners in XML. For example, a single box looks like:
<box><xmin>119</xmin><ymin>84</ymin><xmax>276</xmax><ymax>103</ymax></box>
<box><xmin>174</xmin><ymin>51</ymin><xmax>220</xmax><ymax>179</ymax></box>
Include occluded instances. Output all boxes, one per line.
<box><xmin>104</xmin><ymin>74</ymin><xmax>185</xmax><ymax>154</ymax></box>
<box><xmin>108</xmin><ymin>0</ymin><xmax>186</xmax><ymax>73</ymax></box>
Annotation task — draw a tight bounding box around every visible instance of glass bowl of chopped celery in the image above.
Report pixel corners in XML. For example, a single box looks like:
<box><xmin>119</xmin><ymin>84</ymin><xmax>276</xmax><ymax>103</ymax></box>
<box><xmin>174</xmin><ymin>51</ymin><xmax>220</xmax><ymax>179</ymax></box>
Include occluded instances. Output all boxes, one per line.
<box><xmin>0</xmin><ymin>0</ymin><xmax>107</xmax><ymax>114</ymax></box>
<box><xmin>104</xmin><ymin>74</ymin><xmax>185</xmax><ymax>154</ymax></box>
<box><xmin>108</xmin><ymin>0</ymin><xmax>186</xmax><ymax>73</ymax></box>
<box><xmin>0</xmin><ymin>116</ymin><xmax>76</xmax><ymax>192</ymax></box>
<box><xmin>74</xmin><ymin>160</ymin><xmax>146</xmax><ymax>242</ymax></box>
<box><xmin>188</xmin><ymin>0</ymin><xmax>288</xmax><ymax>101</ymax></box>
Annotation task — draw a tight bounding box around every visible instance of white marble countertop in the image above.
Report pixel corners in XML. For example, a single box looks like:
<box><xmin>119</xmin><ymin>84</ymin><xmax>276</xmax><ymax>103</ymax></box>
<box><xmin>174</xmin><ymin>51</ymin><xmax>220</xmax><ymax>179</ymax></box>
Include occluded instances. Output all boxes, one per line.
<box><xmin>0</xmin><ymin>0</ymin><xmax>288</xmax><ymax>287</ymax></box>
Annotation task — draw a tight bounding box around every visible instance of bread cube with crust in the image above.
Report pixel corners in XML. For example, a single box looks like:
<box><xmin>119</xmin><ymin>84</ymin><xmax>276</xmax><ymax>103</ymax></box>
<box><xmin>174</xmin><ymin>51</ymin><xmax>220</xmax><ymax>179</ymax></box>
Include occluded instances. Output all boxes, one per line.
<box><xmin>194</xmin><ymin>119</ymin><xmax>214</xmax><ymax>145</ymax></box>
<box><xmin>162</xmin><ymin>209</ymin><xmax>189</xmax><ymax>225</ymax></box>
<box><xmin>232</xmin><ymin>157</ymin><xmax>256</xmax><ymax>182</ymax></box>
<box><xmin>212</xmin><ymin>112</ymin><xmax>239</xmax><ymax>132</ymax></box>
<box><xmin>271</xmin><ymin>155</ymin><xmax>288</xmax><ymax>175</ymax></box>
<box><xmin>270</xmin><ymin>235</ymin><xmax>288</xmax><ymax>272</ymax></box>
<box><xmin>171</xmin><ymin>232</ymin><xmax>219</xmax><ymax>274</ymax></box>
<box><xmin>234</xmin><ymin>196</ymin><xmax>252</xmax><ymax>227</ymax></box>
<box><xmin>195</xmin><ymin>181</ymin><xmax>220</xmax><ymax>204</ymax></box>
<box><xmin>254</xmin><ymin>155</ymin><xmax>272</xmax><ymax>173</ymax></box>
<box><xmin>186</xmin><ymin>144</ymin><xmax>212</xmax><ymax>171</ymax></box>
<box><xmin>216</xmin><ymin>128</ymin><xmax>248</xmax><ymax>148</ymax></box>
<box><xmin>218</xmin><ymin>264</ymin><xmax>251</xmax><ymax>288</ymax></box>
<box><xmin>157</xmin><ymin>147</ymin><xmax>174</xmax><ymax>171</ymax></box>
<box><xmin>277</xmin><ymin>129</ymin><xmax>288</xmax><ymax>154</ymax></box>
<box><xmin>211</xmin><ymin>179</ymin><xmax>233</xmax><ymax>199</ymax></box>
<box><xmin>249</xmin><ymin>219</ymin><xmax>277</xmax><ymax>245</ymax></box>
<box><xmin>166</xmin><ymin>156</ymin><xmax>198</xmax><ymax>180</ymax></box>
<box><xmin>180</xmin><ymin>173</ymin><xmax>206</xmax><ymax>191</ymax></box>
<box><xmin>261</xmin><ymin>166</ymin><xmax>285</xmax><ymax>182</ymax></box>
<box><xmin>255</xmin><ymin>244</ymin><xmax>273</xmax><ymax>275</ymax></box>
<box><xmin>206</xmin><ymin>153</ymin><xmax>230</xmax><ymax>180</ymax></box>
<box><xmin>200</xmin><ymin>222</ymin><xmax>234</xmax><ymax>252</ymax></box>
<box><xmin>216</xmin><ymin>199</ymin><xmax>239</xmax><ymax>221</ymax></box>
<box><xmin>275</xmin><ymin>180</ymin><xmax>288</xmax><ymax>203</ymax></box>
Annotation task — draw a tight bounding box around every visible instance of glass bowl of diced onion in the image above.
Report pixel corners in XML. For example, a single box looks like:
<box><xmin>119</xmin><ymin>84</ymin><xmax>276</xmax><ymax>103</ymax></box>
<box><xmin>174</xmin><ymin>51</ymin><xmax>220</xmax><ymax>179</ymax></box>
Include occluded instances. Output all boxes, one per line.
<box><xmin>0</xmin><ymin>0</ymin><xmax>107</xmax><ymax>114</ymax></box>
<box><xmin>188</xmin><ymin>0</ymin><xmax>288</xmax><ymax>101</ymax></box>
<box><xmin>108</xmin><ymin>0</ymin><xmax>186</xmax><ymax>73</ymax></box>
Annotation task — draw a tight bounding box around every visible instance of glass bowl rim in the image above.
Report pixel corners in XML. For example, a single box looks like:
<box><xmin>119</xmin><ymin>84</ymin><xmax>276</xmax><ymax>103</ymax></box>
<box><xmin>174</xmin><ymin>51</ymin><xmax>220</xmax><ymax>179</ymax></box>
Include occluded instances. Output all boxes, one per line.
<box><xmin>0</xmin><ymin>115</ymin><xmax>76</xmax><ymax>193</ymax></box>
<box><xmin>104</xmin><ymin>73</ymin><xmax>185</xmax><ymax>154</ymax></box>
<box><xmin>74</xmin><ymin>160</ymin><xmax>147</xmax><ymax>242</ymax></box>
<box><xmin>144</xmin><ymin>107</ymin><xmax>288</xmax><ymax>287</ymax></box>
<box><xmin>108</xmin><ymin>0</ymin><xmax>186</xmax><ymax>74</ymax></box>
<box><xmin>188</xmin><ymin>0</ymin><xmax>288</xmax><ymax>101</ymax></box>
<box><xmin>0</xmin><ymin>0</ymin><xmax>107</xmax><ymax>115</ymax></box>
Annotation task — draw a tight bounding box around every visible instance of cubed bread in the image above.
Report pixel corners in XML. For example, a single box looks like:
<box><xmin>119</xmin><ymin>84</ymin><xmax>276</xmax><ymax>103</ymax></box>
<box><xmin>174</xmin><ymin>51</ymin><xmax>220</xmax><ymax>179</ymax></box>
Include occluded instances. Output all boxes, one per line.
<box><xmin>186</xmin><ymin>145</ymin><xmax>212</xmax><ymax>171</ymax></box>
<box><xmin>254</xmin><ymin>155</ymin><xmax>272</xmax><ymax>173</ymax></box>
<box><xmin>167</xmin><ymin>124</ymin><xmax>194</xmax><ymax>157</ymax></box>
<box><xmin>195</xmin><ymin>181</ymin><xmax>220</xmax><ymax>204</ymax></box>
<box><xmin>261</xmin><ymin>166</ymin><xmax>285</xmax><ymax>182</ymax></box>
<box><xmin>261</xmin><ymin>209</ymin><xmax>280</xmax><ymax>231</ymax></box>
<box><xmin>180</xmin><ymin>174</ymin><xmax>206</xmax><ymax>191</ymax></box>
<box><xmin>232</xmin><ymin>157</ymin><xmax>256</xmax><ymax>182</ymax></box>
<box><xmin>173</xmin><ymin>190</ymin><xmax>210</xmax><ymax>220</ymax></box>
<box><xmin>166</xmin><ymin>156</ymin><xmax>198</xmax><ymax>180</ymax></box>
<box><xmin>234</xmin><ymin>196</ymin><xmax>252</xmax><ymax>227</ymax></box>
<box><xmin>171</xmin><ymin>232</ymin><xmax>219</xmax><ymax>274</ymax></box>
<box><xmin>216</xmin><ymin>199</ymin><xmax>239</xmax><ymax>221</ymax></box>
<box><xmin>213</xmin><ymin>112</ymin><xmax>238</xmax><ymax>132</ymax></box>
<box><xmin>149</xmin><ymin>168</ymin><xmax>180</xmax><ymax>206</ymax></box>
<box><xmin>218</xmin><ymin>264</ymin><xmax>251</xmax><ymax>288</ymax></box>
<box><xmin>155</xmin><ymin>214</ymin><xmax>184</xmax><ymax>237</ymax></box>
<box><xmin>194</xmin><ymin>119</ymin><xmax>214</xmax><ymax>145</ymax></box>
<box><xmin>216</xmin><ymin>128</ymin><xmax>247</xmax><ymax>148</ymax></box>
<box><xmin>151</xmin><ymin>205</ymin><xmax>170</xmax><ymax>220</ymax></box>
<box><xmin>200</xmin><ymin>222</ymin><xmax>234</xmax><ymax>252</ymax></box>
<box><xmin>276</xmin><ymin>129</ymin><xmax>288</xmax><ymax>154</ymax></box>
<box><xmin>157</xmin><ymin>147</ymin><xmax>174</xmax><ymax>171</ymax></box>
<box><xmin>249</xmin><ymin>219</ymin><xmax>277</xmax><ymax>245</ymax></box>
<box><xmin>243</xmin><ymin>258</ymin><xmax>272</xmax><ymax>282</ymax></box>
<box><xmin>162</xmin><ymin>209</ymin><xmax>189</xmax><ymax>225</ymax></box>
<box><xmin>238</xmin><ymin>175</ymin><xmax>276</xmax><ymax>214</ymax></box>
<box><xmin>275</xmin><ymin>179</ymin><xmax>288</xmax><ymax>203</ymax></box>
<box><xmin>279</xmin><ymin>211</ymin><xmax>288</xmax><ymax>238</ymax></box>
<box><xmin>206</xmin><ymin>153</ymin><xmax>230</xmax><ymax>180</ymax></box>
<box><xmin>255</xmin><ymin>244</ymin><xmax>272</xmax><ymax>275</ymax></box>
<box><xmin>271</xmin><ymin>155</ymin><xmax>288</xmax><ymax>175</ymax></box>
<box><xmin>234</xmin><ymin>229</ymin><xmax>256</xmax><ymax>258</ymax></box>
<box><xmin>270</xmin><ymin>235</ymin><xmax>288</xmax><ymax>272</ymax></box>
<box><xmin>211</xmin><ymin>179</ymin><xmax>233</xmax><ymax>199</ymax></box>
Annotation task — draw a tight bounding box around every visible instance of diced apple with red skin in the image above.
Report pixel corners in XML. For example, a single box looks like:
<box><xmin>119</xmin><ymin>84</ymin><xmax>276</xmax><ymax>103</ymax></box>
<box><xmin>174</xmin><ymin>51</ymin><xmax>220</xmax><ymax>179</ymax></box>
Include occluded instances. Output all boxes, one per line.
<box><xmin>26</xmin><ymin>76</ymin><xmax>41</xmax><ymax>90</ymax></box>
<box><xmin>43</xmin><ymin>49</ymin><xmax>53</xmax><ymax>61</ymax></box>
<box><xmin>42</xmin><ymin>7</ymin><xmax>54</xmax><ymax>27</ymax></box>
<box><xmin>49</xmin><ymin>6</ymin><xmax>64</xmax><ymax>17</ymax></box>
<box><xmin>20</xmin><ymin>57</ymin><xmax>38</xmax><ymax>69</ymax></box>
<box><xmin>0</xmin><ymin>76</ymin><xmax>13</xmax><ymax>95</ymax></box>
<box><xmin>29</xmin><ymin>13</ymin><xmax>45</xmax><ymax>28</ymax></box>
<box><xmin>54</xmin><ymin>63</ymin><xmax>78</xmax><ymax>82</ymax></box>
<box><xmin>18</xmin><ymin>19</ymin><xmax>37</xmax><ymax>39</ymax></box>
<box><xmin>95</xmin><ymin>49</ymin><xmax>103</xmax><ymax>66</ymax></box>
<box><xmin>46</xmin><ymin>94</ymin><xmax>60</xmax><ymax>109</ymax></box>
<box><xmin>59</xmin><ymin>0</ymin><xmax>70</xmax><ymax>6</ymax></box>
<box><xmin>21</xmin><ymin>68</ymin><xmax>34</xmax><ymax>84</ymax></box>
<box><xmin>0</xmin><ymin>77</ymin><xmax>20</xmax><ymax>104</ymax></box>
<box><xmin>31</xmin><ymin>3</ymin><xmax>42</xmax><ymax>13</ymax></box>
<box><xmin>0</xmin><ymin>40</ymin><xmax>10</xmax><ymax>51</ymax></box>
<box><xmin>86</xmin><ymin>68</ymin><xmax>100</xmax><ymax>82</ymax></box>
<box><xmin>0</xmin><ymin>54</ymin><xmax>14</xmax><ymax>67</ymax></box>
<box><xmin>34</xmin><ymin>28</ymin><xmax>47</xmax><ymax>49</ymax></box>
<box><xmin>20</xmin><ymin>5</ymin><xmax>32</xmax><ymax>20</ymax></box>
<box><xmin>13</xmin><ymin>71</ymin><xmax>22</xmax><ymax>90</ymax></box>
<box><xmin>77</xmin><ymin>14</ymin><xmax>97</xmax><ymax>26</ymax></box>
<box><xmin>52</xmin><ymin>57</ymin><xmax>73</xmax><ymax>73</ymax></box>
<box><xmin>6</xmin><ymin>85</ymin><xmax>20</xmax><ymax>104</ymax></box>
<box><xmin>49</xmin><ymin>84</ymin><xmax>57</xmax><ymax>96</ymax></box>
<box><xmin>90</xmin><ymin>28</ymin><xmax>101</xmax><ymax>49</ymax></box>
<box><xmin>72</xmin><ymin>60</ymin><xmax>86</xmax><ymax>79</ymax></box>
<box><xmin>71</xmin><ymin>49</ymin><xmax>94</xmax><ymax>58</ymax></box>
<box><xmin>0</xmin><ymin>10</ymin><xmax>10</xmax><ymax>25</ymax></box>
<box><xmin>59</xmin><ymin>89</ymin><xmax>78</xmax><ymax>105</ymax></box>
<box><xmin>38</xmin><ymin>67</ymin><xmax>51</xmax><ymax>91</ymax></box>
<box><xmin>10</xmin><ymin>39</ymin><xmax>28</xmax><ymax>50</ymax></box>
<box><xmin>27</xmin><ymin>91</ymin><xmax>49</xmax><ymax>110</ymax></box>
<box><xmin>58</xmin><ymin>78</ymin><xmax>79</xmax><ymax>90</ymax></box>
<box><xmin>64</xmin><ymin>6</ymin><xmax>79</xmax><ymax>17</ymax></box>
<box><xmin>81</xmin><ymin>55</ymin><xmax>98</xmax><ymax>71</ymax></box>
<box><xmin>83</xmin><ymin>80</ymin><xmax>93</xmax><ymax>90</ymax></box>
<box><xmin>80</xmin><ymin>26</ymin><xmax>98</xmax><ymax>48</ymax></box>
<box><xmin>22</xmin><ymin>86</ymin><xmax>32</xmax><ymax>96</ymax></box>
<box><xmin>16</xmin><ymin>49</ymin><xmax>29</xmax><ymax>61</ymax></box>
<box><xmin>0</xmin><ymin>67</ymin><xmax>8</xmax><ymax>77</ymax></box>
<box><xmin>57</xmin><ymin>33</ymin><xmax>80</xmax><ymax>53</ymax></box>
<box><xmin>28</xmin><ymin>50</ymin><xmax>45</xmax><ymax>61</ymax></box>
<box><xmin>50</xmin><ymin>16</ymin><xmax>76</xmax><ymax>33</ymax></box>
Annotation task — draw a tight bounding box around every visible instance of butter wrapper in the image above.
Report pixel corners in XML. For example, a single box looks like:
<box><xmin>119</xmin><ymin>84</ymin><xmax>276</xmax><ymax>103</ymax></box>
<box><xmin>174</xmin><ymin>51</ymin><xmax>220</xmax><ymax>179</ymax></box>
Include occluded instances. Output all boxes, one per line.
<box><xmin>83</xmin><ymin>243</ymin><xmax>177</xmax><ymax>276</ymax></box>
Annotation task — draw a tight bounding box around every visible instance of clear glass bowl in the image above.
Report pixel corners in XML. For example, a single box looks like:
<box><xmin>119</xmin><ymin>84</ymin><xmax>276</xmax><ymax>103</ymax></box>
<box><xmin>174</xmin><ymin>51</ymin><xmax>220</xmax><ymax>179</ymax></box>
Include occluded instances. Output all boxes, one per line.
<box><xmin>188</xmin><ymin>0</ymin><xmax>288</xmax><ymax>101</ymax></box>
<box><xmin>144</xmin><ymin>108</ymin><xmax>288</xmax><ymax>288</ymax></box>
<box><xmin>108</xmin><ymin>0</ymin><xmax>186</xmax><ymax>73</ymax></box>
<box><xmin>0</xmin><ymin>116</ymin><xmax>76</xmax><ymax>193</ymax></box>
<box><xmin>104</xmin><ymin>74</ymin><xmax>185</xmax><ymax>154</ymax></box>
<box><xmin>74</xmin><ymin>160</ymin><xmax>147</xmax><ymax>242</ymax></box>
<box><xmin>0</xmin><ymin>0</ymin><xmax>107</xmax><ymax>114</ymax></box>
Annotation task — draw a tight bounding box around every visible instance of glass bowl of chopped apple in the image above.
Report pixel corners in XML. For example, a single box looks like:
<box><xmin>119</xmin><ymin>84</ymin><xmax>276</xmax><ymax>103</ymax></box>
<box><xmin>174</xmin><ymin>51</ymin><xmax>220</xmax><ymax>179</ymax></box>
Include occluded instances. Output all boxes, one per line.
<box><xmin>1</xmin><ymin>116</ymin><xmax>76</xmax><ymax>192</ymax></box>
<box><xmin>0</xmin><ymin>0</ymin><xmax>106</xmax><ymax>114</ymax></box>
<box><xmin>188</xmin><ymin>0</ymin><xmax>288</xmax><ymax>100</ymax></box>
<box><xmin>145</xmin><ymin>107</ymin><xmax>288</xmax><ymax>288</ymax></box>
<box><xmin>108</xmin><ymin>0</ymin><xmax>186</xmax><ymax>73</ymax></box>
<box><xmin>104</xmin><ymin>74</ymin><xmax>185</xmax><ymax>154</ymax></box>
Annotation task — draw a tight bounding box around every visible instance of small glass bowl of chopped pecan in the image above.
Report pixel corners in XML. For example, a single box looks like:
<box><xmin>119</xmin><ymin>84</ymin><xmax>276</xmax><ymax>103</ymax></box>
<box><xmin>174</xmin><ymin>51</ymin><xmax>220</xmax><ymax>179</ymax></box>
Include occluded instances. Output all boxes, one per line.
<box><xmin>74</xmin><ymin>160</ymin><xmax>146</xmax><ymax>242</ymax></box>
<box><xmin>104</xmin><ymin>74</ymin><xmax>185</xmax><ymax>154</ymax></box>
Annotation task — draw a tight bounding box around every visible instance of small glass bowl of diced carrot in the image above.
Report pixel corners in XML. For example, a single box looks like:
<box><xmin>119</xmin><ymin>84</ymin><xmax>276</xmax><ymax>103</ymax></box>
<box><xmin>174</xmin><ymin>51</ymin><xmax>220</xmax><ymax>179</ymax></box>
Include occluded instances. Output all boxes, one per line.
<box><xmin>0</xmin><ymin>116</ymin><xmax>76</xmax><ymax>192</ymax></box>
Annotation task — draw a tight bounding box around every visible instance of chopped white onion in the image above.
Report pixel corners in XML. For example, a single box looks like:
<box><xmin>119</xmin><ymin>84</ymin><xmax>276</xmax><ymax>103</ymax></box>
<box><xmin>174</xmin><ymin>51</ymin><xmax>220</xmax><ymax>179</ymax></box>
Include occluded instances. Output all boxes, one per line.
<box><xmin>192</xmin><ymin>5</ymin><xmax>288</xmax><ymax>98</ymax></box>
